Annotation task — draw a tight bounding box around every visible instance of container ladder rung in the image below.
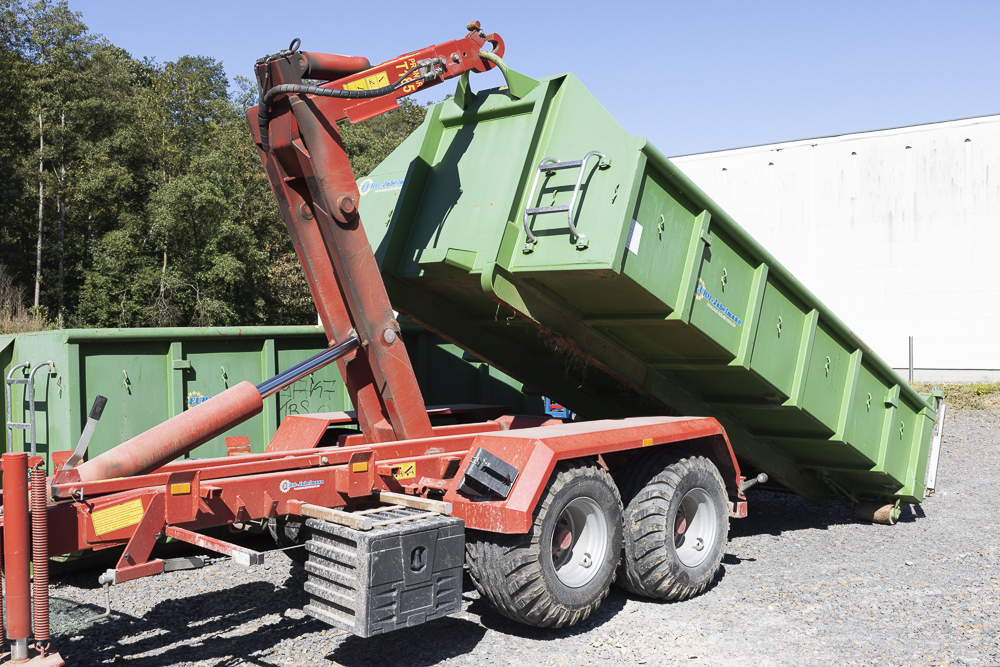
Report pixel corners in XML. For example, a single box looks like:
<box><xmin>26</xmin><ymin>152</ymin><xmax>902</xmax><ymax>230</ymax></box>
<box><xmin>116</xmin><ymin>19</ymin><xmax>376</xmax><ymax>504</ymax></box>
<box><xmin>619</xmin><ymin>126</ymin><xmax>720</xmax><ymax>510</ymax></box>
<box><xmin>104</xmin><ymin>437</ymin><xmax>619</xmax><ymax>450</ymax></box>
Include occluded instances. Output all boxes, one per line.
<box><xmin>525</xmin><ymin>205</ymin><xmax>570</xmax><ymax>216</ymax></box>
<box><xmin>542</xmin><ymin>160</ymin><xmax>584</xmax><ymax>172</ymax></box>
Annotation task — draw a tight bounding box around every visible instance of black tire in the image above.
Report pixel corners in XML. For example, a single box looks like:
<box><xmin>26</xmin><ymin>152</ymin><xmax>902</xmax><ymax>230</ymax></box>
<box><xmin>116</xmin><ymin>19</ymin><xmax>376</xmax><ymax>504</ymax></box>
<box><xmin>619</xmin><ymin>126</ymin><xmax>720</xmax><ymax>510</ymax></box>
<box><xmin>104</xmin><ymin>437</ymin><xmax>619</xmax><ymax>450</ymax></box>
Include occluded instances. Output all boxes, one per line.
<box><xmin>268</xmin><ymin>515</ymin><xmax>309</xmax><ymax>564</ymax></box>
<box><xmin>616</xmin><ymin>451</ymin><xmax>728</xmax><ymax>601</ymax></box>
<box><xmin>465</xmin><ymin>460</ymin><xmax>623</xmax><ymax>628</ymax></box>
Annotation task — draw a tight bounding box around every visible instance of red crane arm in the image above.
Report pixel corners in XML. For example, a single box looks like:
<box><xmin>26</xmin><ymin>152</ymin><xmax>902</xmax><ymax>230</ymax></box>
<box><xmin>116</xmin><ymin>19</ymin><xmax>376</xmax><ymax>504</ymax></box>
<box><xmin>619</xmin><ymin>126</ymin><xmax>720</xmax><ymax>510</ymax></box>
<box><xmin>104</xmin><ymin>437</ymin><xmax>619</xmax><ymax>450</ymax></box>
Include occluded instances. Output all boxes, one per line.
<box><xmin>248</xmin><ymin>23</ymin><xmax>504</xmax><ymax>444</ymax></box>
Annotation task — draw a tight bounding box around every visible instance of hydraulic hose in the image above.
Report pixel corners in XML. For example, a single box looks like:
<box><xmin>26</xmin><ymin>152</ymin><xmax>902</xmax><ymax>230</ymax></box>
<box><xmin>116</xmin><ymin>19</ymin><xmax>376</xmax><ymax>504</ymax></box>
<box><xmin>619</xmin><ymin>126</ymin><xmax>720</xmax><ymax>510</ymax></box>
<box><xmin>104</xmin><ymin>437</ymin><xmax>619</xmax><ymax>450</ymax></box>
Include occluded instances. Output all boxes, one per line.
<box><xmin>256</xmin><ymin>57</ymin><xmax>443</xmax><ymax>152</ymax></box>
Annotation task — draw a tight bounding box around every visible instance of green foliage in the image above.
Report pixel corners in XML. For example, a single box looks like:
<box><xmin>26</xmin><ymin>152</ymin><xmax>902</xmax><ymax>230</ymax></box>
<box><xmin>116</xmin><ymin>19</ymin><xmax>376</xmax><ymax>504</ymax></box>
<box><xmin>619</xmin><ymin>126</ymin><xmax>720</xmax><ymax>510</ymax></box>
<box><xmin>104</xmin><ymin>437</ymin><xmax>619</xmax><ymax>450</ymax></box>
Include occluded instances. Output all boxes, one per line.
<box><xmin>0</xmin><ymin>1</ymin><xmax>428</xmax><ymax>330</ymax></box>
<box><xmin>339</xmin><ymin>99</ymin><xmax>426</xmax><ymax>178</ymax></box>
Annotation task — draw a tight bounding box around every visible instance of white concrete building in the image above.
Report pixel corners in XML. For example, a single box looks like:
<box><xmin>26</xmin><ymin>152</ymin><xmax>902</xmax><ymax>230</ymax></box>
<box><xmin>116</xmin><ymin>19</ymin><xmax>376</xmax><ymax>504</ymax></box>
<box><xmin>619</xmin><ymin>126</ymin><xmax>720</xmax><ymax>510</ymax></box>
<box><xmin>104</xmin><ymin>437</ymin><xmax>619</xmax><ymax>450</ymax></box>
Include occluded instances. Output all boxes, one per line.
<box><xmin>671</xmin><ymin>114</ymin><xmax>1000</xmax><ymax>383</ymax></box>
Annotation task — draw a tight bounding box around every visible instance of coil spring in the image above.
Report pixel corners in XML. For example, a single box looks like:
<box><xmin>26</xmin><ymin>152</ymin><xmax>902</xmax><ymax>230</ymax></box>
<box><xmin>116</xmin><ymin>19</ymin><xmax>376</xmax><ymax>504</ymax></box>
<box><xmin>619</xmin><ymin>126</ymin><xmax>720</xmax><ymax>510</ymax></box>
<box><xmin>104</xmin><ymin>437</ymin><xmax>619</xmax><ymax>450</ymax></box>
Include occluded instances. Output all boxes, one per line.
<box><xmin>30</xmin><ymin>465</ymin><xmax>49</xmax><ymax>646</ymax></box>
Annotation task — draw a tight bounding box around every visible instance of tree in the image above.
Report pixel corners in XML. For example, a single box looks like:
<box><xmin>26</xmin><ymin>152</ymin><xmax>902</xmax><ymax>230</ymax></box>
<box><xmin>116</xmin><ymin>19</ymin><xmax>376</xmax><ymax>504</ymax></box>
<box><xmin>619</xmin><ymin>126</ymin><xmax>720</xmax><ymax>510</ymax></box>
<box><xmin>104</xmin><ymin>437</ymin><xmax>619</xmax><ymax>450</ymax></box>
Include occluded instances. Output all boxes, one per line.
<box><xmin>0</xmin><ymin>2</ymin><xmax>33</xmax><ymax>298</ymax></box>
<box><xmin>4</xmin><ymin>3</ymin><xmax>430</xmax><ymax>329</ymax></box>
<box><xmin>21</xmin><ymin>0</ymin><xmax>95</xmax><ymax>317</ymax></box>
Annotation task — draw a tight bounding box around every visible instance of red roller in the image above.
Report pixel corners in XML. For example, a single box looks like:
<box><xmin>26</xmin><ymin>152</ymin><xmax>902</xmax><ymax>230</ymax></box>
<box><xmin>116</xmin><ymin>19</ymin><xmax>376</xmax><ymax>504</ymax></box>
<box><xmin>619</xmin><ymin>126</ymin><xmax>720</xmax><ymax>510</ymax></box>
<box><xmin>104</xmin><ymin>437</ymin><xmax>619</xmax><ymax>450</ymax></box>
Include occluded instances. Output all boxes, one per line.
<box><xmin>301</xmin><ymin>52</ymin><xmax>372</xmax><ymax>81</ymax></box>
<box><xmin>74</xmin><ymin>381</ymin><xmax>263</xmax><ymax>483</ymax></box>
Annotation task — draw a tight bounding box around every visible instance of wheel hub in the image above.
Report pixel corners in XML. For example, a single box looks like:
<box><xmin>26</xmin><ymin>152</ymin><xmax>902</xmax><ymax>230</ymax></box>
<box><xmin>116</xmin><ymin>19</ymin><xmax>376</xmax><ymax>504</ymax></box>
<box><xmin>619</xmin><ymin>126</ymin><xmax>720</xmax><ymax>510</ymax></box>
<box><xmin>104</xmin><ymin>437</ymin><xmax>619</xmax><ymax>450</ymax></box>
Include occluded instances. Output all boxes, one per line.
<box><xmin>550</xmin><ymin>496</ymin><xmax>608</xmax><ymax>588</ymax></box>
<box><xmin>671</xmin><ymin>487</ymin><xmax>718</xmax><ymax>568</ymax></box>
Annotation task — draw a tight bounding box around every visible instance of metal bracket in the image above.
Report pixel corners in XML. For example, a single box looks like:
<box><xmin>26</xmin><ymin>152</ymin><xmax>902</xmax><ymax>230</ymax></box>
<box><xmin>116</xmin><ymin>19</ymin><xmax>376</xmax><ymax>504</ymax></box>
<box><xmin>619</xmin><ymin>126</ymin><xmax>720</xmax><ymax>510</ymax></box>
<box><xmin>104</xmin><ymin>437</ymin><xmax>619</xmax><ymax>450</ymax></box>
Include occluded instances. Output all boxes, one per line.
<box><xmin>59</xmin><ymin>395</ymin><xmax>107</xmax><ymax>474</ymax></box>
<box><xmin>924</xmin><ymin>393</ymin><xmax>946</xmax><ymax>495</ymax></box>
<box><xmin>522</xmin><ymin>151</ymin><xmax>609</xmax><ymax>253</ymax></box>
<box><xmin>5</xmin><ymin>360</ymin><xmax>54</xmax><ymax>456</ymax></box>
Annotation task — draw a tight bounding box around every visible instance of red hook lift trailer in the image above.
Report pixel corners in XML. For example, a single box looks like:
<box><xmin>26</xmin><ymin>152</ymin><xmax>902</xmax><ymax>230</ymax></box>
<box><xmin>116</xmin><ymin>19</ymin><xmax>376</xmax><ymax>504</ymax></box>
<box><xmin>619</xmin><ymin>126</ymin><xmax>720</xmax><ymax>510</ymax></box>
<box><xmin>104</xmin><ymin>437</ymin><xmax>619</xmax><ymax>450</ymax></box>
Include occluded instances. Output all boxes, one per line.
<box><xmin>8</xmin><ymin>21</ymin><xmax>923</xmax><ymax>664</ymax></box>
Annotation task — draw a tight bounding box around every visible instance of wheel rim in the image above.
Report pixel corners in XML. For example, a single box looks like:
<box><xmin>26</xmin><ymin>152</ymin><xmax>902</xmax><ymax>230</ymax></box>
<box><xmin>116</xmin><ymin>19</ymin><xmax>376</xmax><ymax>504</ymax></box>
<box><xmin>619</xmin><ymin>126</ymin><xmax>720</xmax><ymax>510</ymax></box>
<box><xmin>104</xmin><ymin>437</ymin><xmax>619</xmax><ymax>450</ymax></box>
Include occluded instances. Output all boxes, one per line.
<box><xmin>551</xmin><ymin>496</ymin><xmax>608</xmax><ymax>588</ymax></box>
<box><xmin>672</xmin><ymin>487</ymin><xmax>718</xmax><ymax>568</ymax></box>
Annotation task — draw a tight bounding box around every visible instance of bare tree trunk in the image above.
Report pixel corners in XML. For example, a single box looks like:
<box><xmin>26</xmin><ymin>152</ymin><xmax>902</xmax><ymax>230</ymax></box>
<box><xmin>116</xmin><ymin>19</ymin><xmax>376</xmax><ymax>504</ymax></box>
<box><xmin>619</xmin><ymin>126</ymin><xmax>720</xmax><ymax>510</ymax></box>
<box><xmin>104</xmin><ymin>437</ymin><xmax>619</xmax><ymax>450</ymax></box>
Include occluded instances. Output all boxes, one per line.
<box><xmin>57</xmin><ymin>107</ymin><xmax>66</xmax><ymax>324</ymax></box>
<box><xmin>160</xmin><ymin>245</ymin><xmax>168</xmax><ymax>297</ymax></box>
<box><xmin>34</xmin><ymin>107</ymin><xmax>44</xmax><ymax>309</ymax></box>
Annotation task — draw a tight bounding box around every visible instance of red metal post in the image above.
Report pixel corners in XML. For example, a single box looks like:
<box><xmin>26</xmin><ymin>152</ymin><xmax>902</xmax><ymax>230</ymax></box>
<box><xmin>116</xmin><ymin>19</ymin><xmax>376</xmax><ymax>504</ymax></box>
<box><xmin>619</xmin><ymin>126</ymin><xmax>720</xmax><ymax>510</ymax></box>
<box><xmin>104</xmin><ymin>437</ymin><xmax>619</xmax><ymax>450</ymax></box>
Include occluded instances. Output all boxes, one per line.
<box><xmin>3</xmin><ymin>452</ymin><xmax>32</xmax><ymax>662</ymax></box>
<box><xmin>0</xmin><ymin>525</ymin><xmax>4</xmax><ymax>656</ymax></box>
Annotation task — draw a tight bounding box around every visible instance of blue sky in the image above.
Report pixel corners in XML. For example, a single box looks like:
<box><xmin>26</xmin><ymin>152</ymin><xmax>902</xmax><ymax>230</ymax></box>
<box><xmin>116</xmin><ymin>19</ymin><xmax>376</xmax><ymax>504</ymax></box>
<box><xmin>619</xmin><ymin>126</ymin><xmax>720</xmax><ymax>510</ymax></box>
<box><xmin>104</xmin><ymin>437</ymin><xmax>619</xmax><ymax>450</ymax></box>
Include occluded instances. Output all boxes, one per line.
<box><xmin>67</xmin><ymin>1</ymin><xmax>1000</xmax><ymax>156</ymax></box>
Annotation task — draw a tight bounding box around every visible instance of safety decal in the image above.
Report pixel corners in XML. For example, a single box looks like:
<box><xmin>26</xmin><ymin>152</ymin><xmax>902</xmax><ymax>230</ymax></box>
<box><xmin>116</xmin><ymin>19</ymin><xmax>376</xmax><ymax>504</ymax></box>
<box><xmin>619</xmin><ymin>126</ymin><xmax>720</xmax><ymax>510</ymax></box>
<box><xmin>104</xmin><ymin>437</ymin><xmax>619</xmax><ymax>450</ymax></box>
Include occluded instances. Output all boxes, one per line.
<box><xmin>91</xmin><ymin>498</ymin><xmax>145</xmax><ymax>536</ymax></box>
<box><xmin>393</xmin><ymin>462</ymin><xmax>416</xmax><ymax>480</ymax></box>
<box><xmin>626</xmin><ymin>219</ymin><xmax>643</xmax><ymax>255</ymax></box>
<box><xmin>343</xmin><ymin>71</ymin><xmax>389</xmax><ymax>91</ymax></box>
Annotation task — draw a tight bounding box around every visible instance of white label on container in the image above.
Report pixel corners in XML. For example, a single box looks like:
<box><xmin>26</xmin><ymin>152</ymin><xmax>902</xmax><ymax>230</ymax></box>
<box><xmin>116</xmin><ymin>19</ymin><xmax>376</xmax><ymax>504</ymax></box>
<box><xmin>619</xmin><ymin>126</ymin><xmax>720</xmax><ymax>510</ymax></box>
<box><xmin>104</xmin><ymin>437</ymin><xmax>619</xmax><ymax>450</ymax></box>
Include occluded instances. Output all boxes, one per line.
<box><xmin>627</xmin><ymin>219</ymin><xmax>643</xmax><ymax>255</ymax></box>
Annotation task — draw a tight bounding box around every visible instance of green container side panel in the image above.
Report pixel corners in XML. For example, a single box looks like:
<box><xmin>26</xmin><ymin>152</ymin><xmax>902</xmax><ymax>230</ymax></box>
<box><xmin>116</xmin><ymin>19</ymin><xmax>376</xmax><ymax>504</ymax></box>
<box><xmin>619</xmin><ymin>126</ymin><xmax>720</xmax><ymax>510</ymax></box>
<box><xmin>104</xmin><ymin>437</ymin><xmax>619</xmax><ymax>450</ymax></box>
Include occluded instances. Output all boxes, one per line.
<box><xmin>2</xmin><ymin>326</ymin><xmax>541</xmax><ymax>470</ymax></box>
<box><xmin>359</xmin><ymin>72</ymin><xmax>937</xmax><ymax>505</ymax></box>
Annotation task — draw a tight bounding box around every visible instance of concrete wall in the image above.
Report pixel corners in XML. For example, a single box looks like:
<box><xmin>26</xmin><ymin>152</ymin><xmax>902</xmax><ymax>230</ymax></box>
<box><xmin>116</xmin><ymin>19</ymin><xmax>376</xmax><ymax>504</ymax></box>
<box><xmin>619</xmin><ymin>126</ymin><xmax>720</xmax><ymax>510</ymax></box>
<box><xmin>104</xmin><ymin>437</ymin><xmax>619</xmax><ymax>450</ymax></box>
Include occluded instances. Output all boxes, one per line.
<box><xmin>671</xmin><ymin>115</ymin><xmax>1000</xmax><ymax>383</ymax></box>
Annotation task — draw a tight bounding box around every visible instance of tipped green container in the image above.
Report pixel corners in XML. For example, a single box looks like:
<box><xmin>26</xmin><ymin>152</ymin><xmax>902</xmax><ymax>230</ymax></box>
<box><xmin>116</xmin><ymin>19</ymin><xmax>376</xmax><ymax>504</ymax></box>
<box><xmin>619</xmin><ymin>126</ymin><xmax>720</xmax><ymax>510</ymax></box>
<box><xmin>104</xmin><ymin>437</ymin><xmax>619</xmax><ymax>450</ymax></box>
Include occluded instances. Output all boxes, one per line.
<box><xmin>357</xmin><ymin>72</ymin><xmax>939</xmax><ymax>504</ymax></box>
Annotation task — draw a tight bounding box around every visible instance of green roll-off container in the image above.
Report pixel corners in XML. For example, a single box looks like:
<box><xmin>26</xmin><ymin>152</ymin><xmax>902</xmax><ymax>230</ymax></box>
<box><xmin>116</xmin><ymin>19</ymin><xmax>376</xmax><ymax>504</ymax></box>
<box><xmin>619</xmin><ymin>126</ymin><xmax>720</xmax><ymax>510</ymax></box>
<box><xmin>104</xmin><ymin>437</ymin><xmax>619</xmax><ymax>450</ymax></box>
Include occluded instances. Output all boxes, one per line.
<box><xmin>357</xmin><ymin>71</ymin><xmax>940</xmax><ymax>505</ymax></box>
<box><xmin>1</xmin><ymin>326</ymin><xmax>541</xmax><ymax>469</ymax></box>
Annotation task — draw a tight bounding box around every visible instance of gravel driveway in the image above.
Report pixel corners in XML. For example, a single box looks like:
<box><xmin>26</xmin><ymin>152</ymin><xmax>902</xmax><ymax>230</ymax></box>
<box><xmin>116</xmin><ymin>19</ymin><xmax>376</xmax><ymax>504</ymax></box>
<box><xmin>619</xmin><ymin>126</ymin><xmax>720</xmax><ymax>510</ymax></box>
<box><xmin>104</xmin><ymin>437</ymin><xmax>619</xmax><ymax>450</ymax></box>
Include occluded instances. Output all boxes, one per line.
<box><xmin>49</xmin><ymin>409</ymin><xmax>999</xmax><ymax>666</ymax></box>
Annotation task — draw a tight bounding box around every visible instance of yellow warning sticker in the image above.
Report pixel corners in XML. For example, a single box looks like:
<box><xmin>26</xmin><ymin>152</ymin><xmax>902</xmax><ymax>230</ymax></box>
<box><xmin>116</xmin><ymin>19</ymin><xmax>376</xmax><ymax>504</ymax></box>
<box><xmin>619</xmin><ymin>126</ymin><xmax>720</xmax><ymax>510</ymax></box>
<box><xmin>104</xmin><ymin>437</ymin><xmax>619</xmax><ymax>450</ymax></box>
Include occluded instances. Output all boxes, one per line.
<box><xmin>393</xmin><ymin>461</ymin><xmax>416</xmax><ymax>480</ymax></box>
<box><xmin>642</xmin><ymin>438</ymin><xmax>654</xmax><ymax>447</ymax></box>
<box><xmin>343</xmin><ymin>70</ymin><xmax>389</xmax><ymax>92</ymax></box>
<box><xmin>91</xmin><ymin>498</ymin><xmax>145</xmax><ymax>536</ymax></box>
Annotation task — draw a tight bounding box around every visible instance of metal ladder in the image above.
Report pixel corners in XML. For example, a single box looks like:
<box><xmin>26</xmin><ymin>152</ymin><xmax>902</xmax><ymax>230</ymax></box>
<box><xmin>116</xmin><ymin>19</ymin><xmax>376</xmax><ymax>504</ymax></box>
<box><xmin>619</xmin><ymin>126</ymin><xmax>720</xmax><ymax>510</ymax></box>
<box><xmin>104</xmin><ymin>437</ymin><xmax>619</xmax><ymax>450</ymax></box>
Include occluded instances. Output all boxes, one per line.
<box><xmin>522</xmin><ymin>150</ymin><xmax>609</xmax><ymax>253</ymax></box>
<box><xmin>5</xmin><ymin>360</ymin><xmax>53</xmax><ymax>456</ymax></box>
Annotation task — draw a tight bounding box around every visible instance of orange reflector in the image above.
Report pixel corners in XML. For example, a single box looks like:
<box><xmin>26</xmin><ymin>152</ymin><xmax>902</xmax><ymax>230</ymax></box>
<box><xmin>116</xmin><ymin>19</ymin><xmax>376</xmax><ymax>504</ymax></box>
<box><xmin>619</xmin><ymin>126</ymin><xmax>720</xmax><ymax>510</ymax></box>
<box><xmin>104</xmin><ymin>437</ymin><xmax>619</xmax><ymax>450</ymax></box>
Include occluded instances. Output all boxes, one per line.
<box><xmin>642</xmin><ymin>438</ymin><xmax>654</xmax><ymax>447</ymax></box>
<box><xmin>352</xmin><ymin>462</ymin><xmax>369</xmax><ymax>473</ymax></box>
<box><xmin>170</xmin><ymin>482</ymin><xmax>192</xmax><ymax>495</ymax></box>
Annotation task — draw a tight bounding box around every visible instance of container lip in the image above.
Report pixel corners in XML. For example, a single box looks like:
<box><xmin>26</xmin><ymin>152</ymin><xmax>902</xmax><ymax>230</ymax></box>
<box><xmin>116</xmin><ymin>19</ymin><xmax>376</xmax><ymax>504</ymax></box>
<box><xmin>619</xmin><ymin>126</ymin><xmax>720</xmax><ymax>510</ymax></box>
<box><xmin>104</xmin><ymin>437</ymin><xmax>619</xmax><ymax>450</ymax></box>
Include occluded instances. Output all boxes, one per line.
<box><xmin>59</xmin><ymin>325</ymin><xmax>326</xmax><ymax>342</ymax></box>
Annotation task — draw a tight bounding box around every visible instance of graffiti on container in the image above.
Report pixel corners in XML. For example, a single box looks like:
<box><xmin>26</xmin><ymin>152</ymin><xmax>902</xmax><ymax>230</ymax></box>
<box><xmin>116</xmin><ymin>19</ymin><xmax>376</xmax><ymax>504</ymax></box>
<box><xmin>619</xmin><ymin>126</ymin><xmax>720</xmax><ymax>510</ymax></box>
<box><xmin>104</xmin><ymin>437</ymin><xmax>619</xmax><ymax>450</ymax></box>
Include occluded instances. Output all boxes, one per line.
<box><xmin>186</xmin><ymin>391</ymin><xmax>210</xmax><ymax>408</ymax></box>
<box><xmin>278</xmin><ymin>377</ymin><xmax>339</xmax><ymax>416</ymax></box>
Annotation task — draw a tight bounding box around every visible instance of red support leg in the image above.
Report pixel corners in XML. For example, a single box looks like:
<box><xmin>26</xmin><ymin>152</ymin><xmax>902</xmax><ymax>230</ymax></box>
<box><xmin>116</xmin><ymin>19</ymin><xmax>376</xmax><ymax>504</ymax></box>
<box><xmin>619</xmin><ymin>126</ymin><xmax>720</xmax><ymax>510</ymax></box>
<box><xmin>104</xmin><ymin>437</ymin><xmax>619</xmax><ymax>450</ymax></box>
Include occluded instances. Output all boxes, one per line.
<box><xmin>3</xmin><ymin>452</ymin><xmax>32</xmax><ymax>662</ymax></box>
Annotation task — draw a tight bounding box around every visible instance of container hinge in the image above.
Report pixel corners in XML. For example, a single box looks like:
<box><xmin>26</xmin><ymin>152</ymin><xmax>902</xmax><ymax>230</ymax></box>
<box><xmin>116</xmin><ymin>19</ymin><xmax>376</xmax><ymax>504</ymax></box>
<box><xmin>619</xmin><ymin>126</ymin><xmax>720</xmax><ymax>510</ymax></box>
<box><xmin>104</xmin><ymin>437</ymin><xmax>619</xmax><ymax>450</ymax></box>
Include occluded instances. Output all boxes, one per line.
<box><xmin>522</xmin><ymin>151</ymin><xmax>609</xmax><ymax>253</ymax></box>
<box><xmin>458</xmin><ymin>447</ymin><xmax>519</xmax><ymax>499</ymax></box>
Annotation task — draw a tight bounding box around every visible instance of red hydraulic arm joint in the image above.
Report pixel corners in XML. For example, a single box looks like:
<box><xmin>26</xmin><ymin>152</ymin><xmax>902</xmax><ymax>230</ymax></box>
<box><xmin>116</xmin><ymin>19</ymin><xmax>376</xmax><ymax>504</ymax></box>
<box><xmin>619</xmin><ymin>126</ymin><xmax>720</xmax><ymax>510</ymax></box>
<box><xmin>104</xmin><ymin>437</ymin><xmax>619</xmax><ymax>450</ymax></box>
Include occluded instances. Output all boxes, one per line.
<box><xmin>248</xmin><ymin>23</ymin><xmax>504</xmax><ymax>445</ymax></box>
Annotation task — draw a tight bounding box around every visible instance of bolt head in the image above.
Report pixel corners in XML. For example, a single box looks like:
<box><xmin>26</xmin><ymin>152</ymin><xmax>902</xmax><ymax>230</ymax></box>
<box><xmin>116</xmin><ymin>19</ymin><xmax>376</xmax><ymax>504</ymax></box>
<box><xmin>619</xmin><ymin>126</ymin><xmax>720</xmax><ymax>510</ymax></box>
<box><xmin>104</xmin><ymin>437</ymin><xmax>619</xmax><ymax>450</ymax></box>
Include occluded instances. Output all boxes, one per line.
<box><xmin>383</xmin><ymin>328</ymin><xmax>397</xmax><ymax>344</ymax></box>
<box><xmin>337</xmin><ymin>195</ymin><xmax>356</xmax><ymax>215</ymax></box>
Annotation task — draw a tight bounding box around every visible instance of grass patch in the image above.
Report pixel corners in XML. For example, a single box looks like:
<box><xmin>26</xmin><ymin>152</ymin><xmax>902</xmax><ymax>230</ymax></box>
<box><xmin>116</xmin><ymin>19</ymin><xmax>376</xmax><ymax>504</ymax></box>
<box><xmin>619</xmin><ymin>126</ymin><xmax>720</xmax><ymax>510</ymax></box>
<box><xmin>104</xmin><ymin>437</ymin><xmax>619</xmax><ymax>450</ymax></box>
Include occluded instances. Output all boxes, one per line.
<box><xmin>911</xmin><ymin>382</ymin><xmax>1000</xmax><ymax>411</ymax></box>
<box><xmin>0</xmin><ymin>265</ymin><xmax>48</xmax><ymax>335</ymax></box>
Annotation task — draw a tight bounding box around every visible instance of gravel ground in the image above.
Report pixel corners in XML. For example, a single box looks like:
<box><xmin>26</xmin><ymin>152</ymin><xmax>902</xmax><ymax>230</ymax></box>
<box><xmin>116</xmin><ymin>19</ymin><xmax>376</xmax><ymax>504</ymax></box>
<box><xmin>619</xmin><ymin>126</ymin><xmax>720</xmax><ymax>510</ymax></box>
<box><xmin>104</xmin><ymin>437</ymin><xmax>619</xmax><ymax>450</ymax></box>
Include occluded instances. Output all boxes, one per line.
<box><xmin>48</xmin><ymin>410</ymin><xmax>999</xmax><ymax>666</ymax></box>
